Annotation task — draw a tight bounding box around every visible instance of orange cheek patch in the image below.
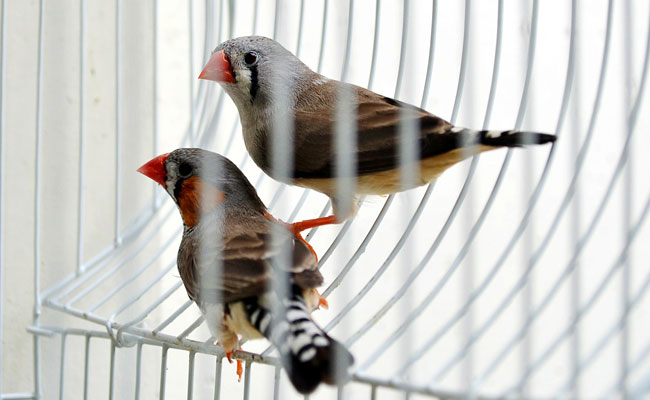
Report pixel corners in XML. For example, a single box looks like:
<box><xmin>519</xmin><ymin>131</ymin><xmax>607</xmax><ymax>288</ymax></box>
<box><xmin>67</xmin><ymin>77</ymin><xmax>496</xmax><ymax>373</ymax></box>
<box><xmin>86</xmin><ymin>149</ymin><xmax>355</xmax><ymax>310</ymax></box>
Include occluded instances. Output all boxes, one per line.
<box><xmin>177</xmin><ymin>176</ymin><xmax>227</xmax><ymax>227</ymax></box>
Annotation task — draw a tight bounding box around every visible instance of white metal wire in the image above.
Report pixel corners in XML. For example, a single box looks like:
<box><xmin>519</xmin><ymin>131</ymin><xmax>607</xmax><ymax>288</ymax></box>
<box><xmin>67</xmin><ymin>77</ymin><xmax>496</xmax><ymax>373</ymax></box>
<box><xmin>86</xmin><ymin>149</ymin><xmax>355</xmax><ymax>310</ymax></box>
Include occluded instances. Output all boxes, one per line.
<box><xmin>0</xmin><ymin>0</ymin><xmax>5</xmax><ymax>397</ymax></box>
<box><xmin>1</xmin><ymin>0</ymin><xmax>650</xmax><ymax>399</ymax></box>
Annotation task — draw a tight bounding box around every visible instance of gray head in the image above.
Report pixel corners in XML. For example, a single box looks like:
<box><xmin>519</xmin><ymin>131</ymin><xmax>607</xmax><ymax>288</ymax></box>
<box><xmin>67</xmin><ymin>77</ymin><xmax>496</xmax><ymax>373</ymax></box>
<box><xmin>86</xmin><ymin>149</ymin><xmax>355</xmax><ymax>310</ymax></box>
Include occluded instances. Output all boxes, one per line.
<box><xmin>199</xmin><ymin>36</ymin><xmax>315</xmax><ymax>109</ymax></box>
<box><xmin>138</xmin><ymin>148</ymin><xmax>266</xmax><ymax>226</ymax></box>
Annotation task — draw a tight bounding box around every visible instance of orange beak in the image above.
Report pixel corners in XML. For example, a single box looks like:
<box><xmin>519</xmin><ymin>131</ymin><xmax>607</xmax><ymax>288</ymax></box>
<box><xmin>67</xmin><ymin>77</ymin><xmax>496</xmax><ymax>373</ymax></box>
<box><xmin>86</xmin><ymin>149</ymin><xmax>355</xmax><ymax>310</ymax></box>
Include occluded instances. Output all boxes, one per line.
<box><xmin>137</xmin><ymin>153</ymin><xmax>169</xmax><ymax>186</ymax></box>
<box><xmin>199</xmin><ymin>50</ymin><xmax>236</xmax><ymax>83</ymax></box>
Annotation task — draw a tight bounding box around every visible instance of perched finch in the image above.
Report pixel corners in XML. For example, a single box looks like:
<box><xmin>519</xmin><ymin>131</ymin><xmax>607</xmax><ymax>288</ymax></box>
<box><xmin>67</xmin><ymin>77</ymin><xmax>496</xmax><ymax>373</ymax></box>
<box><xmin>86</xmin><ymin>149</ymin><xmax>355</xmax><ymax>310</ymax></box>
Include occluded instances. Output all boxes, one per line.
<box><xmin>137</xmin><ymin>148</ymin><xmax>352</xmax><ymax>394</ymax></box>
<box><xmin>199</xmin><ymin>35</ymin><xmax>556</xmax><ymax>229</ymax></box>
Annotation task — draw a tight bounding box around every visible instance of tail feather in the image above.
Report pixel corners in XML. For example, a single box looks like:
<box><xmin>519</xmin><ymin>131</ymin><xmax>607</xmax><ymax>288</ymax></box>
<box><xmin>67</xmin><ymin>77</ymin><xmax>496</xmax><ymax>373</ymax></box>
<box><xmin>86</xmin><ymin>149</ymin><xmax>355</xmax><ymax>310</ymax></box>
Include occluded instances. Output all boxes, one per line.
<box><xmin>471</xmin><ymin>129</ymin><xmax>557</xmax><ymax>147</ymax></box>
<box><xmin>244</xmin><ymin>292</ymin><xmax>353</xmax><ymax>394</ymax></box>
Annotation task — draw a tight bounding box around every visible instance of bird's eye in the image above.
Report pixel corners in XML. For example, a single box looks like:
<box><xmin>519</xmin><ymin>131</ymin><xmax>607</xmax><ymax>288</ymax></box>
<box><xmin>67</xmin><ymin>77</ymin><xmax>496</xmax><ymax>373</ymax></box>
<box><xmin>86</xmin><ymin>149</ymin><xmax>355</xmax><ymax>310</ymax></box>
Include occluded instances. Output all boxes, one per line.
<box><xmin>243</xmin><ymin>51</ymin><xmax>259</xmax><ymax>66</ymax></box>
<box><xmin>178</xmin><ymin>162</ymin><xmax>193</xmax><ymax>178</ymax></box>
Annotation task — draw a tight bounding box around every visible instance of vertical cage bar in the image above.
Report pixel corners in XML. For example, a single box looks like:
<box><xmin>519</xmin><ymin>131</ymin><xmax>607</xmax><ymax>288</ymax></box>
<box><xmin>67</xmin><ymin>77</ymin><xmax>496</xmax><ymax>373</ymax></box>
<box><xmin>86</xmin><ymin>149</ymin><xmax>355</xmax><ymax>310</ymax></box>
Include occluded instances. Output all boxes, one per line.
<box><xmin>33</xmin><ymin>0</ymin><xmax>46</xmax><ymax>398</ymax></box>
<box><xmin>394</xmin><ymin>0</ymin><xmax>409</xmax><ymax>99</ymax></box>
<box><xmin>267</xmin><ymin>0</ymin><xmax>291</xmax><ymax>390</ymax></box>
<box><xmin>272</xmin><ymin>0</ymin><xmax>280</xmax><ymax>42</ymax></box>
<box><xmin>568</xmin><ymin>0</ymin><xmax>581</xmax><ymax>396</ymax></box>
<box><xmin>333</xmin><ymin>0</ymin><xmax>357</xmax><ymax>222</ymax></box>
<box><xmin>134</xmin><ymin>342</ymin><xmax>143</xmax><ymax>400</ymax></box>
<box><xmin>191</xmin><ymin>0</ymin><xmax>216</xmax><ymax>147</ymax></box>
<box><xmin>458</xmin><ymin>0</ymin><xmax>475</xmax><ymax>393</ymax></box>
<box><xmin>213</xmin><ymin>356</ymin><xmax>222</xmax><ymax>400</ymax></box>
<box><xmin>272</xmin><ymin>366</ymin><xmax>280</xmax><ymax>400</ymax></box>
<box><xmin>395</xmin><ymin>0</ymin><xmax>418</xmax><ymax>393</ymax></box>
<box><xmin>159</xmin><ymin>345</ymin><xmax>168</xmax><ymax>400</ymax></box>
<box><xmin>513</xmin><ymin>0</ymin><xmax>539</xmax><ymax>129</ymax></box>
<box><xmin>316</xmin><ymin>0</ymin><xmax>328</xmax><ymax>73</ymax></box>
<box><xmin>517</xmin><ymin>1</ymin><xmax>534</xmax><ymax>394</ymax></box>
<box><xmin>76</xmin><ymin>0</ymin><xmax>86</xmax><ymax>273</ymax></box>
<box><xmin>58</xmin><ymin>334</ymin><xmax>67</xmax><ymax>400</ymax></box>
<box><xmin>366</xmin><ymin>0</ymin><xmax>381</xmax><ymax>90</ymax></box>
<box><xmin>334</xmin><ymin>79</ymin><xmax>356</xmax><ymax>220</ymax></box>
<box><xmin>620</xmin><ymin>0</ymin><xmax>633</xmax><ymax>397</ymax></box>
<box><xmin>83</xmin><ymin>336</ymin><xmax>91</xmax><ymax>400</ymax></box>
<box><xmin>242</xmin><ymin>362</ymin><xmax>251</xmax><ymax>400</ymax></box>
<box><xmin>188</xmin><ymin>0</ymin><xmax>196</xmax><ymax>146</ymax></box>
<box><xmin>114</xmin><ymin>0</ymin><xmax>122</xmax><ymax>245</ymax></box>
<box><xmin>481</xmin><ymin>0</ymin><xmax>502</xmax><ymax>127</ymax></box>
<box><xmin>187</xmin><ymin>351</ymin><xmax>195</xmax><ymax>400</ymax></box>
<box><xmin>339</xmin><ymin>0</ymin><xmax>354</xmax><ymax>82</ymax></box>
<box><xmin>449</xmin><ymin>0</ymin><xmax>472</xmax><ymax>124</ymax></box>
<box><xmin>226</xmin><ymin>0</ymin><xmax>233</xmax><ymax>38</ymax></box>
<box><xmin>295</xmin><ymin>0</ymin><xmax>305</xmax><ymax>55</ymax></box>
<box><xmin>252</xmin><ymin>0</ymin><xmax>258</xmax><ymax>35</ymax></box>
<box><xmin>0</xmin><ymin>0</ymin><xmax>6</xmax><ymax>395</ymax></box>
<box><xmin>108</xmin><ymin>342</ymin><xmax>116</xmax><ymax>400</ymax></box>
<box><xmin>151</xmin><ymin>0</ymin><xmax>158</xmax><ymax>208</ymax></box>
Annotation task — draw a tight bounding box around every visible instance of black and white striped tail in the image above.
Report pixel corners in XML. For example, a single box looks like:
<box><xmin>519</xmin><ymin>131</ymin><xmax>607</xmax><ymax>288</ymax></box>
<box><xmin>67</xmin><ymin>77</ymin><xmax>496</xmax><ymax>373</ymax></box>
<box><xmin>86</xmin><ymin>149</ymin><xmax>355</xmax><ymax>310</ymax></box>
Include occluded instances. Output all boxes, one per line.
<box><xmin>470</xmin><ymin>129</ymin><xmax>557</xmax><ymax>147</ymax></box>
<box><xmin>243</xmin><ymin>291</ymin><xmax>353</xmax><ymax>394</ymax></box>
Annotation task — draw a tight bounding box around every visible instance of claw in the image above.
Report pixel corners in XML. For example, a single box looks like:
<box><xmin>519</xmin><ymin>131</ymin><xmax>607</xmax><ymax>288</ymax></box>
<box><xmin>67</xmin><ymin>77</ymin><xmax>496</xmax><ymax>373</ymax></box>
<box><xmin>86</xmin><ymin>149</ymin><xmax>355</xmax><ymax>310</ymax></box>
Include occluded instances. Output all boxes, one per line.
<box><xmin>225</xmin><ymin>348</ymin><xmax>244</xmax><ymax>382</ymax></box>
<box><xmin>314</xmin><ymin>288</ymin><xmax>329</xmax><ymax>310</ymax></box>
<box><xmin>236</xmin><ymin>359</ymin><xmax>243</xmax><ymax>382</ymax></box>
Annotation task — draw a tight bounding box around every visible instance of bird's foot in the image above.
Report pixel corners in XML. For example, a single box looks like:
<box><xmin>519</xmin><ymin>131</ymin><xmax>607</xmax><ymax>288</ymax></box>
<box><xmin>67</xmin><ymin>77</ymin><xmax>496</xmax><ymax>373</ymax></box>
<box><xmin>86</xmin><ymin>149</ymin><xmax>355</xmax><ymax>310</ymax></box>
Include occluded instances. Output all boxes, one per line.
<box><xmin>294</xmin><ymin>231</ymin><xmax>318</xmax><ymax>262</ymax></box>
<box><xmin>225</xmin><ymin>348</ymin><xmax>243</xmax><ymax>382</ymax></box>
<box><xmin>313</xmin><ymin>288</ymin><xmax>329</xmax><ymax>310</ymax></box>
<box><xmin>236</xmin><ymin>359</ymin><xmax>243</xmax><ymax>382</ymax></box>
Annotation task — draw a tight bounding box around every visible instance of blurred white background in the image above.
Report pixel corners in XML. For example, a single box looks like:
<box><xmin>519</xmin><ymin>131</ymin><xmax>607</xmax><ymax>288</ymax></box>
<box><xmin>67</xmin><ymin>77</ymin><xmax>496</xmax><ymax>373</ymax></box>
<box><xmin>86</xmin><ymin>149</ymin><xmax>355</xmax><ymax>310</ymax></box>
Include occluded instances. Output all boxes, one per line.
<box><xmin>2</xmin><ymin>0</ymin><xmax>650</xmax><ymax>399</ymax></box>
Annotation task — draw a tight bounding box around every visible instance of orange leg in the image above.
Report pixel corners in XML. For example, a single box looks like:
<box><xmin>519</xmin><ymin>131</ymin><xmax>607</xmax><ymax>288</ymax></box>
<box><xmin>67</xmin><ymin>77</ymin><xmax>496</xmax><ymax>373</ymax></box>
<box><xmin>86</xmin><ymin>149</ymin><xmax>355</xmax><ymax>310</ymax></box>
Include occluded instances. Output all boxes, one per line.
<box><xmin>313</xmin><ymin>288</ymin><xmax>329</xmax><ymax>310</ymax></box>
<box><xmin>236</xmin><ymin>359</ymin><xmax>243</xmax><ymax>382</ymax></box>
<box><xmin>225</xmin><ymin>347</ymin><xmax>243</xmax><ymax>382</ymax></box>
<box><xmin>263</xmin><ymin>212</ymin><xmax>339</xmax><ymax>235</ymax></box>
<box><xmin>288</xmin><ymin>215</ymin><xmax>339</xmax><ymax>235</ymax></box>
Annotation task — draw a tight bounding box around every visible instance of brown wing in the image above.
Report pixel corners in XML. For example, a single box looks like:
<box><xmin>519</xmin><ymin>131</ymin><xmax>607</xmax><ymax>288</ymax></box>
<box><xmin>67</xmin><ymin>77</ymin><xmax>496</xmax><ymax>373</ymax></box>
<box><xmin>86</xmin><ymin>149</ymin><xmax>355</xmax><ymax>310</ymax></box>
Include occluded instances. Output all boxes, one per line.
<box><xmin>290</xmin><ymin>80</ymin><xmax>456</xmax><ymax>179</ymax></box>
<box><xmin>177</xmin><ymin>216</ymin><xmax>322</xmax><ymax>305</ymax></box>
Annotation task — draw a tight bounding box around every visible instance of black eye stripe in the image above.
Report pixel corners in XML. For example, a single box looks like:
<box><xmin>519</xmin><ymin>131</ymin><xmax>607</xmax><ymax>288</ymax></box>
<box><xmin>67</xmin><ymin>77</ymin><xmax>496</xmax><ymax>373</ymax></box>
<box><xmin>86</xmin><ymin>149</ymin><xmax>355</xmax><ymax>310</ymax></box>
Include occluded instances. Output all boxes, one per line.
<box><xmin>250</xmin><ymin>65</ymin><xmax>258</xmax><ymax>101</ymax></box>
<box><xmin>173</xmin><ymin>179</ymin><xmax>183</xmax><ymax>200</ymax></box>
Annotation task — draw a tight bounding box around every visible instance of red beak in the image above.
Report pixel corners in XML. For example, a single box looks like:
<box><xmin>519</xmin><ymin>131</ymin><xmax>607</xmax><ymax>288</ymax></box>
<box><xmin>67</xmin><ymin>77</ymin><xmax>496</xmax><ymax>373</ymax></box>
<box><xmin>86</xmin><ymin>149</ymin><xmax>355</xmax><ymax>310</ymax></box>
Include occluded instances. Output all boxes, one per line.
<box><xmin>137</xmin><ymin>153</ymin><xmax>169</xmax><ymax>186</ymax></box>
<box><xmin>199</xmin><ymin>50</ymin><xmax>236</xmax><ymax>83</ymax></box>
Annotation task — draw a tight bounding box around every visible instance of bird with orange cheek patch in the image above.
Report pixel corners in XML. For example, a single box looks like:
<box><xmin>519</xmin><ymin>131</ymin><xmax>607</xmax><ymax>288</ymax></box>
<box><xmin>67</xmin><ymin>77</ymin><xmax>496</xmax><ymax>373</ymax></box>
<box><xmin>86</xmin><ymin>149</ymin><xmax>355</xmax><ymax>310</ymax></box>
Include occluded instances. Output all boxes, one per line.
<box><xmin>137</xmin><ymin>148</ymin><xmax>351</xmax><ymax>394</ymax></box>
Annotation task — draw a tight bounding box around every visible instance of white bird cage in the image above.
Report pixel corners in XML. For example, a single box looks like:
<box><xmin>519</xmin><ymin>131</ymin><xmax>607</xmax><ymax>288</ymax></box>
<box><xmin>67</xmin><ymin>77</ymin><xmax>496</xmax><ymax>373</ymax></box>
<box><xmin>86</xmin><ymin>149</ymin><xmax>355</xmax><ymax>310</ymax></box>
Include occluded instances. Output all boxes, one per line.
<box><xmin>2</xmin><ymin>0</ymin><xmax>650</xmax><ymax>399</ymax></box>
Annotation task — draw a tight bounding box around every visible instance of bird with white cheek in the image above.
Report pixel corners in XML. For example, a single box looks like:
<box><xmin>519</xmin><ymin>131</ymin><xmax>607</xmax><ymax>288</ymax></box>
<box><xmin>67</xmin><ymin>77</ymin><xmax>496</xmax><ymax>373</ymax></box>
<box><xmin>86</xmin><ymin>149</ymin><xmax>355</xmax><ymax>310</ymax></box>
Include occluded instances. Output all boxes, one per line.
<box><xmin>137</xmin><ymin>148</ymin><xmax>352</xmax><ymax>394</ymax></box>
<box><xmin>199</xmin><ymin>35</ymin><xmax>557</xmax><ymax>230</ymax></box>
